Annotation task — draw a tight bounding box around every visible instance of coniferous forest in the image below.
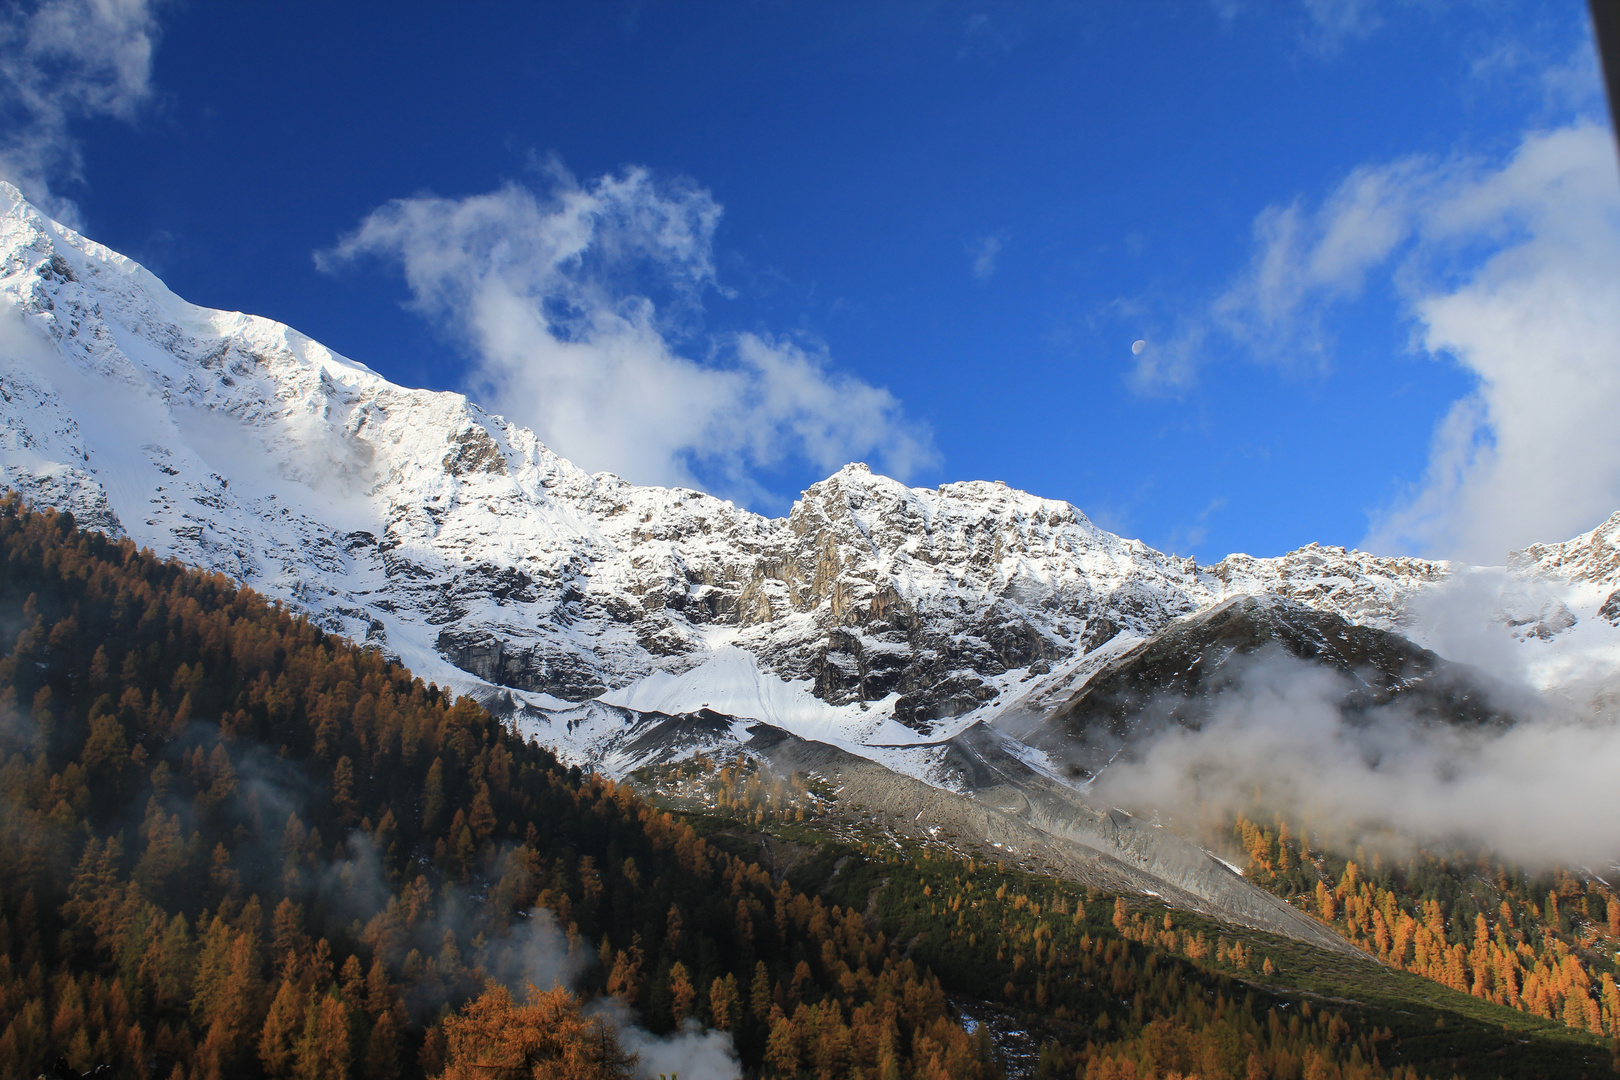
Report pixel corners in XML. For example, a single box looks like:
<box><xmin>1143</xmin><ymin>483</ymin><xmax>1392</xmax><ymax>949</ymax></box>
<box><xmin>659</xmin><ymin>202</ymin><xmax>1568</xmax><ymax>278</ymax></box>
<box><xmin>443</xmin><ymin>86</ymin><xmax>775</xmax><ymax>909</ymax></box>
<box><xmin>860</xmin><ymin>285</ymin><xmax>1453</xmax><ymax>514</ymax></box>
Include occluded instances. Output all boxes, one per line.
<box><xmin>0</xmin><ymin>498</ymin><xmax>987</xmax><ymax>1079</ymax></box>
<box><xmin>1229</xmin><ymin>814</ymin><xmax>1620</xmax><ymax>1037</ymax></box>
<box><xmin>0</xmin><ymin>496</ymin><xmax>1616</xmax><ymax>1079</ymax></box>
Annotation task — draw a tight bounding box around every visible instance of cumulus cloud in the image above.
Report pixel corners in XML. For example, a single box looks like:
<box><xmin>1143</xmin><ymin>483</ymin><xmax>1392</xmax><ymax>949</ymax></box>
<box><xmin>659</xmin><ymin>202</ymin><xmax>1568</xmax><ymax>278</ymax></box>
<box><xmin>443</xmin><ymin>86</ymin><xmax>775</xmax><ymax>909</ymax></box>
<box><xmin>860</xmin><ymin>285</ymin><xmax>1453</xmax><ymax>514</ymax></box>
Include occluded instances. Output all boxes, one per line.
<box><xmin>1365</xmin><ymin>126</ymin><xmax>1620</xmax><ymax>561</ymax></box>
<box><xmin>323</xmin><ymin>167</ymin><xmax>936</xmax><ymax>499</ymax></box>
<box><xmin>1401</xmin><ymin>558</ymin><xmax>1620</xmax><ymax>721</ymax></box>
<box><xmin>1094</xmin><ymin>648</ymin><xmax>1620</xmax><ymax>868</ymax></box>
<box><xmin>0</xmin><ymin>0</ymin><xmax>161</xmax><ymax>226</ymax></box>
<box><xmin>1133</xmin><ymin>123</ymin><xmax>1620</xmax><ymax>563</ymax></box>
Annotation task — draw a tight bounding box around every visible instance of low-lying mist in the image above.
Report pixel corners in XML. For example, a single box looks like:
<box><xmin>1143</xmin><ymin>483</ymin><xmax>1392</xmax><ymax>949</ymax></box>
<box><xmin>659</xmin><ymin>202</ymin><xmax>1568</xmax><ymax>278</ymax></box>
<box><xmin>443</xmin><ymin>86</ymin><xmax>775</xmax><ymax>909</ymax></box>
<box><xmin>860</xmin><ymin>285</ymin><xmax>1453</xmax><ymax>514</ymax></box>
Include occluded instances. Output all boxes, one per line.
<box><xmin>1092</xmin><ymin>642</ymin><xmax>1620</xmax><ymax>869</ymax></box>
<box><xmin>0</xmin><ymin>702</ymin><xmax>745</xmax><ymax>1080</ymax></box>
<box><xmin>483</xmin><ymin>905</ymin><xmax>742</xmax><ymax>1080</ymax></box>
<box><xmin>302</xmin><ymin>814</ymin><xmax>742</xmax><ymax>1080</ymax></box>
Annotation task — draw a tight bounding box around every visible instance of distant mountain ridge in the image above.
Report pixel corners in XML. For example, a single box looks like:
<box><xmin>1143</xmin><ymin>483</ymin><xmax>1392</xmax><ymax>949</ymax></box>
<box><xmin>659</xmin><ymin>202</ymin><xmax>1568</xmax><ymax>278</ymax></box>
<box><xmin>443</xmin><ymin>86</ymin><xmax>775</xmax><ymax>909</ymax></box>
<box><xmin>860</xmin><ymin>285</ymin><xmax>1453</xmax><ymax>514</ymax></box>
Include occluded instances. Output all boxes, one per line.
<box><xmin>1</xmin><ymin>180</ymin><xmax>1615</xmax><ymax>771</ymax></box>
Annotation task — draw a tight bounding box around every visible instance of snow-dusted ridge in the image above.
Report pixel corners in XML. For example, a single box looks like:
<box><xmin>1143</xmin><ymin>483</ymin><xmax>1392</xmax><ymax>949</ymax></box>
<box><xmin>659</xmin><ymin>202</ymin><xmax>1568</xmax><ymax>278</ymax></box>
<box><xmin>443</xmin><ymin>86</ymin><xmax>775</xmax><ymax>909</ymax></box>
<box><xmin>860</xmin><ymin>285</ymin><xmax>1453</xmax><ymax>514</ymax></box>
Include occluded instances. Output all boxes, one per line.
<box><xmin>2</xmin><ymin>181</ymin><xmax>1618</xmax><ymax>776</ymax></box>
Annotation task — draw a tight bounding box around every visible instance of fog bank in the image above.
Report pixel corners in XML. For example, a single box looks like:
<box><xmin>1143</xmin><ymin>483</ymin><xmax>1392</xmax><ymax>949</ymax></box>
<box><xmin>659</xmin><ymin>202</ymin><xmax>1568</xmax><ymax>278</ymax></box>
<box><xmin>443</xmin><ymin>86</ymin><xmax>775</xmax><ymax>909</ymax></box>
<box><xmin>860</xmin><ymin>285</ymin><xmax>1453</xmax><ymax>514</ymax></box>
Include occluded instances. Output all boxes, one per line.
<box><xmin>1094</xmin><ymin>649</ymin><xmax>1620</xmax><ymax>868</ymax></box>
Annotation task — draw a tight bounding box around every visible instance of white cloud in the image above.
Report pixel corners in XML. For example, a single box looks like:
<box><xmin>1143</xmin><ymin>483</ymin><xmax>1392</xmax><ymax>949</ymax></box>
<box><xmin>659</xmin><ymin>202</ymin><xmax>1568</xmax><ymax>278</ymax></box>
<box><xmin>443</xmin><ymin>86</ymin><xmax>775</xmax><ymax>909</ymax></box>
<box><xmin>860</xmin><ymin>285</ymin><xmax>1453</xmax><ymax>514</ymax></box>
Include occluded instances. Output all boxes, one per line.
<box><xmin>968</xmin><ymin>233</ymin><xmax>1004</xmax><ymax>281</ymax></box>
<box><xmin>1141</xmin><ymin>123</ymin><xmax>1620</xmax><ymax>562</ymax></box>
<box><xmin>1365</xmin><ymin>125</ymin><xmax>1620</xmax><ymax>561</ymax></box>
<box><xmin>1163</xmin><ymin>496</ymin><xmax>1228</xmax><ymax>554</ymax></box>
<box><xmin>1298</xmin><ymin>0</ymin><xmax>1380</xmax><ymax>46</ymax></box>
<box><xmin>1209</xmin><ymin>155</ymin><xmax>1437</xmax><ymax>365</ymax></box>
<box><xmin>486</xmin><ymin>909</ymin><xmax>742</xmax><ymax>1080</ymax></box>
<box><xmin>323</xmin><ymin>168</ymin><xmax>936</xmax><ymax>498</ymax></box>
<box><xmin>0</xmin><ymin>0</ymin><xmax>160</xmax><ymax>226</ymax></box>
<box><xmin>1095</xmin><ymin>649</ymin><xmax>1620</xmax><ymax>868</ymax></box>
<box><xmin>601</xmin><ymin>1007</ymin><xmax>742</xmax><ymax>1080</ymax></box>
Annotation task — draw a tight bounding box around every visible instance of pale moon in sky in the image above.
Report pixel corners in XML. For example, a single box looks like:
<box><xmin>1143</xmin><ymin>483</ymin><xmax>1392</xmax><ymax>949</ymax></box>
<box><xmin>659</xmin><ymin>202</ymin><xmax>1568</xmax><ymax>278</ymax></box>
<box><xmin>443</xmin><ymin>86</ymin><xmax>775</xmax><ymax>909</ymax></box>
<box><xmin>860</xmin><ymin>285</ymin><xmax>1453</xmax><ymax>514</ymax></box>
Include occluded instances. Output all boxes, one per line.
<box><xmin>1131</xmin><ymin>339</ymin><xmax>1146</xmax><ymax>355</ymax></box>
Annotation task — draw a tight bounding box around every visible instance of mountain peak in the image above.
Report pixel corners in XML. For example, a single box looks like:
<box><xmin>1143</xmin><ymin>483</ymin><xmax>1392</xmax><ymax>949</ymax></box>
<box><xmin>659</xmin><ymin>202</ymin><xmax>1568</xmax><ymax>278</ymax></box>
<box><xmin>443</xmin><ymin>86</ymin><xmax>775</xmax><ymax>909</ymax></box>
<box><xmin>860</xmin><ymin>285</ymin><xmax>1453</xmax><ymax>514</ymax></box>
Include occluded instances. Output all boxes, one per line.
<box><xmin>1</xmin><ymin>199</ymin><xmax>1616</xmax><ymax>765</ymax></box>
<box><xmin>1512</xmin><ymin>509</ymin><xmax>1620</xmax><ymax>590</ymax></box>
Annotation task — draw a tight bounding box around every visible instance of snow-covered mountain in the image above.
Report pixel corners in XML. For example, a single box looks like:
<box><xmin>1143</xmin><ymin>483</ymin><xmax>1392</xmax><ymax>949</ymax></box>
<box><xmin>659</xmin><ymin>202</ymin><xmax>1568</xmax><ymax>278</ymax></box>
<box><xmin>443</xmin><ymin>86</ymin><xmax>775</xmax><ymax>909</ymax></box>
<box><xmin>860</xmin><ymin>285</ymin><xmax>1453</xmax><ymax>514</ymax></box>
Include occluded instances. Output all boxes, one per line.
<box><xmin>1</xmin><ymin>181</ymin><xmax>1615</xmax><ymax>775</ymax></box>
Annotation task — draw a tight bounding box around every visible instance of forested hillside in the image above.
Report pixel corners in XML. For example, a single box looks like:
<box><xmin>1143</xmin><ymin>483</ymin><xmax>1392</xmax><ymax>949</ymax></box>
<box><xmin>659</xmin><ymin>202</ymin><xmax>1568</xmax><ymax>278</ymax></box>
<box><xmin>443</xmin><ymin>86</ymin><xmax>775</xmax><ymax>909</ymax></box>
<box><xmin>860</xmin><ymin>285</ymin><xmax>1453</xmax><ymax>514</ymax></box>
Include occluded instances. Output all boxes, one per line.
<box><xmin>0</xmin><ymin>496</ymin><xmax>1612</xmax><ymax>1080</ymax></box>
<box><xmin>0</xmin><ymin>497</ymin><xmax>988</xmax><ymax>1079</ymax></box>
<box><xmin>641</xmin><ymin>757</ymin><xmax>1619</xmax><ymax>1079</ymax></box>
<box><xmin>1230</xmin><ymin>813</ymin><xmax>1620</xmax><ymax>1039</ymax></box>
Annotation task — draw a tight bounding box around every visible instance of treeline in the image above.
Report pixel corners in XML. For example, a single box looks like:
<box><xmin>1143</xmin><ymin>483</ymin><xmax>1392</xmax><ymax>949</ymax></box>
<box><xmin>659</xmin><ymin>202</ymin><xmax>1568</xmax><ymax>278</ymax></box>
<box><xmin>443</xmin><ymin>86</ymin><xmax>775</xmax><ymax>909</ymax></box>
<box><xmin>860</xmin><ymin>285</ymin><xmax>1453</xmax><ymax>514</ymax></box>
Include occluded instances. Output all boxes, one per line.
<box><xmin>1233</xmin><ymin>813</ymin><xmax>1620</xmax><ymax>1038</ymax></box>
<box><xmin>0</xmin><ymin>497</ymin><xmax>991</xmax><ymax>1079</ymax></box>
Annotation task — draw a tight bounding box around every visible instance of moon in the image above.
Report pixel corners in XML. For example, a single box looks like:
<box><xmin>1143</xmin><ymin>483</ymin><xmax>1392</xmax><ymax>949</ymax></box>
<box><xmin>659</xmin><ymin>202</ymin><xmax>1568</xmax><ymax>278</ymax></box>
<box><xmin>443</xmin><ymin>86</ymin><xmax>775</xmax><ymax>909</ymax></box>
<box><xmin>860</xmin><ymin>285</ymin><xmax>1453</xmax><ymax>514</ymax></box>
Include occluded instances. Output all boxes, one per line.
<box><xmin>1131</xmin><ymin>339</ymin><xmax>1146</xmax><ymax>355</ymax></box>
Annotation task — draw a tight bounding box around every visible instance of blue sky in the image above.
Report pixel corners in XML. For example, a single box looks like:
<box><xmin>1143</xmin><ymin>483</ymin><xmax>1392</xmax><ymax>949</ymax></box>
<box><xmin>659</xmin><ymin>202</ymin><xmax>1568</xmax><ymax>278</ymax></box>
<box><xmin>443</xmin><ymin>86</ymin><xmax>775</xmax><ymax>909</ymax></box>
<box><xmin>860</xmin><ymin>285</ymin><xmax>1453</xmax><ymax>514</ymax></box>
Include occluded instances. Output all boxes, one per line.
<box><xmin>3</xmin><ymin>0</ymin><xmax>1617</xmax><ymax>564</ymax></box>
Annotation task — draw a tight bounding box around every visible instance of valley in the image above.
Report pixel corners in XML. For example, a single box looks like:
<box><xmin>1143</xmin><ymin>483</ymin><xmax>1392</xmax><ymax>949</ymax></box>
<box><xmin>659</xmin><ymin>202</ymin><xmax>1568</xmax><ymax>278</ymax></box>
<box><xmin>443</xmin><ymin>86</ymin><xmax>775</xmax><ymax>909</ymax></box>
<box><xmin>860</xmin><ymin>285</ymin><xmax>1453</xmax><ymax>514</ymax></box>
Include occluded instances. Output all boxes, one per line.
<box><xmin>2</xmin><ymin>179</ymin><xmax>1619</xmax><ymax>1076</ymax></box>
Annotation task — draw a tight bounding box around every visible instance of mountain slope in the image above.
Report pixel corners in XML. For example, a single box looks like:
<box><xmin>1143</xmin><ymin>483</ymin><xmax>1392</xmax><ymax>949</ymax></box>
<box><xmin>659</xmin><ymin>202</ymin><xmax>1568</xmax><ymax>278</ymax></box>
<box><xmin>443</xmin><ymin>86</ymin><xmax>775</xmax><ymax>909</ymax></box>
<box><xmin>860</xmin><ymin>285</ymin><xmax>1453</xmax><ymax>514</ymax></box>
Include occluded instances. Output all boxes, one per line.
<box><xmin>0</xmin><ymin>497</ymin><xmax>999</xmax><ymax>1080</ymax></box>
<box><xmin>3</xmin><ymin>181</ymin><xmax>1620</xmax><ymax>814</ymax></box>
<box><xmin>0</xmin><ymin>182</ymin><xmax>1504</xmax><ymax>754</ymax></box>
<box><xmin>9</xmin><ymin>182</ymin><xmax>1620</xmax><ymax>1031</ymax></box>
<box><xmin>1035</xmin><ymin>595</ymin><xmax>1518</xmax><ymax>781</ymax></box>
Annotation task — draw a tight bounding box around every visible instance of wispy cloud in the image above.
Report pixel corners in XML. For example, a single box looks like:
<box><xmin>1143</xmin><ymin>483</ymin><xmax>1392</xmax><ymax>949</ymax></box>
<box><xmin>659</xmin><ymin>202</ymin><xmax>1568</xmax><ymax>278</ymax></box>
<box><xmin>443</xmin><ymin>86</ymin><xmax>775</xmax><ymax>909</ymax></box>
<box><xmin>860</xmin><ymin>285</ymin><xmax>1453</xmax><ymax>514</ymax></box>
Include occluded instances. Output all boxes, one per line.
<box><xmin>1123</xmin><ymin>324</ymin><xmax>1205</xmax><ymax>395</ymax></box>
<box><xmin>1162</xmin><ymin>496</ymin><xmax>1228</xmax><ymax>555</ymax></box>
<box><xmin>1297</xmin><ymin>0</ymin><xmax>1381</xmax><ymax>48</ymax></box>
<box><xmin>1212</xmin><ymin>0</ymin><xmax>1381</xmax><ymax>51</ymax></box>
<box><xmin>968</xmin><ymin>232</ymin><xmax>1005</xmax><ymax>282</ymax></box>
<box><xmin>1131</xmin><ymin>122</ymin><xmax>1620</xmax><ymax>563</ymax></box>
<box><xmin>0</xmin><ymin>0</ymin><xmax>161</xmax><ymax>227</ymax></box>
<box><xmin>322</xmin><ymin>165</ymin><xmax>937</xmax><ymax>501</ymax></box>
<box><xmin>956</xmin><ymin>11</ymin><xmax>1017</xmax><ymax>62</ymax></box>
<box><xmin>1209</xmin><ymin>154</ymin><xmax>1438</xmax><ymax>366</ymax></box>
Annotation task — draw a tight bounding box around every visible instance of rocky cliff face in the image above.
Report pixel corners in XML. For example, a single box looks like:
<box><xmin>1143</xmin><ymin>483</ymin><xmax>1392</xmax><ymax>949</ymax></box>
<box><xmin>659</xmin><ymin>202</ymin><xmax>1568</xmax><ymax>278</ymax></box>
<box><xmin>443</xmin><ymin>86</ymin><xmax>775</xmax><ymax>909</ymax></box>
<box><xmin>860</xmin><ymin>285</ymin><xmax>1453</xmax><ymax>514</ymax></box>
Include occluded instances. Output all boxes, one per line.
<box><xmin>1513</xmin><ymin>510</ymin><xmax>1620</xmax><ymax>626</ymax></box>
<box><xmin>11</xmin><ymin>182</ymin><xmax>1620</xmax><ymax>942</ymax></box>
<box><xmin>0</xmin><ymin>182</ymin><xmax>1611</xmax><ymax>754</ymax></box>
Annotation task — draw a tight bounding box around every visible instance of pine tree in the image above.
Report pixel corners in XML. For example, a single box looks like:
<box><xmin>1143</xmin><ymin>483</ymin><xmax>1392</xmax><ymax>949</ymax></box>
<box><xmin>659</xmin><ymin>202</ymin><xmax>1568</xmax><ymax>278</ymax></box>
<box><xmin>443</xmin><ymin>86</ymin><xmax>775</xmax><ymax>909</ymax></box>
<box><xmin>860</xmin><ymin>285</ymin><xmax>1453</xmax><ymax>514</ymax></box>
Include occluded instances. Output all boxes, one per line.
<box><xmin>667</xmin><ymin>962</ymin><xmax>695</xmax><ymax>1025</ymax></box>
<box><xmin>421</xmin><ymin>759</ymin><xmax>447</xmax><ymax>837</ymax></box>
<box><xmin>331</xmin><ymin>757</ymin><xmax>360</xmax><ymax>827</ymax></box>
<box><xmin>364</xmin><ymin>1008</ymin><xmax>402</xmax><ymax>1080</ymax></box>
<box><xmin>259</xmin><ymin>979</ymin><xmax>305</xmax><ymax>1078</ymax></box>
<box><xmin>750</xmin><ymin>961</ymin><xmax>772</xmax><ymax>1023</ymax></box>
<box><xmin>709</xmin><ymin>974</ymin><xmax>739</xmax><ymax>1031</ymax></box>
<box><xmin>293</xmin><ymin>989</ymin><xmax>350</xmax><ymax>1080</ymax></box>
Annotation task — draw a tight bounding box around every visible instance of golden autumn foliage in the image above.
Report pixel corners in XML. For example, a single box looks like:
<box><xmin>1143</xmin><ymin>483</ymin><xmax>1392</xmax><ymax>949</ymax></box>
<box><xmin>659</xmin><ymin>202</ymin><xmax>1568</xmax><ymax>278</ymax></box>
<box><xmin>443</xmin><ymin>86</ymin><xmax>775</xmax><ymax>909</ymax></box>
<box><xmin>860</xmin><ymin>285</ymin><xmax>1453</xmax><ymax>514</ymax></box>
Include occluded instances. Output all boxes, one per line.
<box><xmin>4</xmin><ymin>496</ymin><xmax>1608</xmax><ymax>1080</ymax></box>
<box><xmin>861</xmin><ymin>836</ymin><xmax>1620</xmax><ymax>1079</ymax></box>
<box><xmin>0</xmin><ymin>498</ymin><xmax>993</xmax><ymax>1079</ymax></box>
<box><xmin>1232</xmin><ymin>813</ymin><xmax>1620</xmax><ymax>1039</ymax></box>
<box><xmin>436</xmin><ymin>983</ymin><xmax>634</xmax><ymax>1080</ymax></box>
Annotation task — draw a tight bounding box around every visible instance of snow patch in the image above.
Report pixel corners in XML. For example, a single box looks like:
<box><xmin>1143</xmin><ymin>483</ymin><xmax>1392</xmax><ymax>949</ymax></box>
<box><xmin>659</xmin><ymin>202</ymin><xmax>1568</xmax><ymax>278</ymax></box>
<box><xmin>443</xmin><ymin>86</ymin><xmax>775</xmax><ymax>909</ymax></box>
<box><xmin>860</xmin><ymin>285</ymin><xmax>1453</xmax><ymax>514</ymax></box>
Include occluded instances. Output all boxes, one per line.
<box><xmin>598</xmin><ymin>645</ymin><xmax>928</xmax><ymax>748</ymax></box>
